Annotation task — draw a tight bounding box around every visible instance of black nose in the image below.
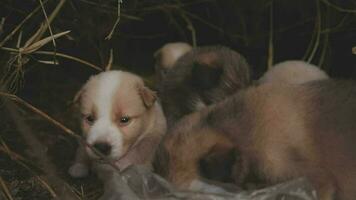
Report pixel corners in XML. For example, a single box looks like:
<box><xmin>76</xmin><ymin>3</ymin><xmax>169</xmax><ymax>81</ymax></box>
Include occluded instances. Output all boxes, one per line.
<box><xmin>93</xmin><ymin>142</ymin><xmax>112</xmax><ymax>156</ymax></box>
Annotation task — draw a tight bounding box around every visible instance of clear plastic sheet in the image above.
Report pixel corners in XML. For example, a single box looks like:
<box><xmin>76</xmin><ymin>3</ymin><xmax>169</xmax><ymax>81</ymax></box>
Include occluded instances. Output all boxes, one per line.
<box><xmin>97</xmin><ymin>165</ymin><xmax>317</xmax><ymax>200</ymax></box>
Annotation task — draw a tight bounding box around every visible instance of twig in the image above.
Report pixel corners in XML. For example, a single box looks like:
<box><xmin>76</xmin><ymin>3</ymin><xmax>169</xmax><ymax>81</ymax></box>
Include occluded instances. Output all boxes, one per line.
<box><xmin>105</xmin><ymin>49</ymin><xmax>114</xmax><ymax>71</ymax></box>
<box><xmin>307</xmin><ymin>0</ymin><xmax>322</xmax><ymax>63</ymax></box>
<box><xmin>0</xmin><ymin>0</ymin><xmax>48</xmax><ymax>47</ymax></box>
<box><xmin>35</xmin><ymin>0</ymin><xmax>67</xmax><ymax>42</ymax></box>
<box><xmin>105</xmin><ymin>0</ymin><xmax>123</xmax><ymax>40</ymax></box>
<box><xmin>183</xmin><ymin>10</ymin><xmax>245</xmax><ymax>40</ymax></box>
<box><xmin>267</xmin><ymin>2</ymin><xmax>274</xmax><ymax>69</ymax></box>
<box><xmin>318</xmin><ymin>33</ymin><xmax>329</xmax><ymax>67</ymax></box>
<box><xmin>77</xmin><ymin>0</ymin><xmax>142</xmax><ymax>21</ymax></box>
<box><xmin>0</xmin><ymin>47</ymin><xmax>102</xmax><ymax>71</ymax></box>
<box><xmin>0</xmin><ymin>17</ymin><xmax>5</xmax><ymax>35</ymax></box>
<box><xmin>34</xmin><ymin>50</ymin><xmax>102</xmax><ymax>71</ymax></box>
<box><xmin>180</xmin><ymin>12</ymin><xmax>197</xmax><ymax>47</ymax></box>
<box><xmin>320</xmin><ymin>0</ymin><xmax>356</xmax><ymax>13</ymax></box>
<box><xmin>0</xmin><ymin>176</ymin><xmax>14</xmax><ymax>200</ymax></box>
<box><xmin>38</xmin><ymin>0</ymin><xmax>57</xmax><ymax>48</ymax></box>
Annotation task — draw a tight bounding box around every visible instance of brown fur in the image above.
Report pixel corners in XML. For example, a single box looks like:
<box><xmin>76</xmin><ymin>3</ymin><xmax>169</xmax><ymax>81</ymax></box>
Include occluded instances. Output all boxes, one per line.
<box><xmin>155</xmin><ymin>45</ymin><xmax>251</xmax><ymax>183</ymax></box>
<box><xmin>164</xmin><ymin>80</ymin><xmax>356</xmax><ymax>200</ymax></box>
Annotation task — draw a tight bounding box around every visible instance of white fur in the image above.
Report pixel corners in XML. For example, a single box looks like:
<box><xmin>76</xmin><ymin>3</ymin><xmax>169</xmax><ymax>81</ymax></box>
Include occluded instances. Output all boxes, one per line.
<box><xmin>189</xmin><ymin>179</ymin><xmax>229</xmax><ymax>194</ymax></box>
<box><xmin>259</xmin><ymin>60</ymin><xmax>329</xmax><ymax>85</ymax></box>
<box><xmin>85</xmin><ymin>71</ymin><xmax>124</xmax><ymax>159</ymax></box>
<box><xmin>155</xmin><ymin>42</ymin><xmax>192</xmax><ymax>69</ymax></box>
<box><xmin>68</xmin><ymin>163</ymin><xmax>89</xmax><ymax>178</ymax></box>
<box><xmin>192</xmin><ymin>97</ymin><xmax>207</xmax><ymax>111</ymax></box>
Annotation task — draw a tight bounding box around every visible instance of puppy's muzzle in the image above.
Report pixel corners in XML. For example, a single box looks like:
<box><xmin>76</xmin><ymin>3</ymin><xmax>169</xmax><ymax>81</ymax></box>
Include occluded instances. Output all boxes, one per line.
<box><xmin>93</xmin><ymin>142</ymin><xmax>112</xmax><ymax>156</ymax></box>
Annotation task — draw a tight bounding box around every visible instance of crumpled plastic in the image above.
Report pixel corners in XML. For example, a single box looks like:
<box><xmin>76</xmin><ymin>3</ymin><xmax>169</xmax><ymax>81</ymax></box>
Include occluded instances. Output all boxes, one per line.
<box><xmin>96</xmin><ymin>165</ymin><xmax>317</xmax><ymax>200</ymax></box>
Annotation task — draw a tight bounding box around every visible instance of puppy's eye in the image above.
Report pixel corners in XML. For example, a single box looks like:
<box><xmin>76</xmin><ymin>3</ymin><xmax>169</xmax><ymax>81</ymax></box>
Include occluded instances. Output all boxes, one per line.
<box><xmin>119</xmin><ymin>116</ymin><xmax>131</xmax><ymax>125</ymax></box>
<box><xmin>84</xmin><ymin>115</ymin><xmax>95</xmax><ymax>124</ymax></box>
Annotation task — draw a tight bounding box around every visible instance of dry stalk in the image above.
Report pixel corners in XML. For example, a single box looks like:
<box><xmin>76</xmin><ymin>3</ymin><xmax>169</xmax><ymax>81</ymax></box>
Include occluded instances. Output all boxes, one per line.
<box><xmin>0</xmin><ymin>176</ymin><xmax>14</xmax><ymax>200</ymax></box>
<box><xmin>320</xmin><ymin>0</ymin><xmax>356</xmax><ymax>13</ymax></box>
<box><xmin>105</xmin><ymin>0</ymin><xmax>123</xmax><ymax>40</ymax></box>
<box><xmin>38</xmin><ymin>0</ymin><xmax>58</xmax><ymax>48</ymax></box>
<box><xmin>307</xmin><ymin>0</ymin><xmax>322</xmax><ymax>63</ymax></box>
<box><xmin>105</xmin><ymin>49</ymin><xmax>114</xmax><ymax>71</ymax></box>
<box><xmin>1</xmin><ymin>47</ymin><xmax>102</xmax><ymax>71</ymax></box>
<box><xmin>0</xmin><ymin>0</ymin><xmax>49</xmax><ymax>47</ymax></box>
<box><xmin>267</xmin><ymin>2</ymin><xmax>274</xmax><ymax>70</ymax></box>
<box><xmin>180</xmin><ymin>11</ymin><xmax>197</xmax><ymax>47</ymax></box>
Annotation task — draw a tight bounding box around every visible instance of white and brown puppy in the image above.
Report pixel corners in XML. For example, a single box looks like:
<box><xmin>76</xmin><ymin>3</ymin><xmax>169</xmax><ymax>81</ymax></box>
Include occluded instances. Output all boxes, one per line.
<box><xmin>155</xmin><ymin>45</ymin><xmax>250</xmax><ymax>183</ymax></box>
<box><xmin>69</xmin><ymin>71</ymin><xmax>167</xmax><ymax>178</ymax></box>
<box><xmin>154</xmin><ymin>42</ymin><xmax>193</xmax><ymax>83</ymax></box>
<box><xmin>259</xmin><ymin>60</ymin><xmax>329</xmax><ymax>84</ymax></box>
<box><xmin>158</xmin><ymin>45</ymin><xmax>251</xmax><ymax>129</ymax></box>
<box><xmin>164</xmin><ymin>79</ymin><xmax>356</xmax><ymax>200</ymax></box>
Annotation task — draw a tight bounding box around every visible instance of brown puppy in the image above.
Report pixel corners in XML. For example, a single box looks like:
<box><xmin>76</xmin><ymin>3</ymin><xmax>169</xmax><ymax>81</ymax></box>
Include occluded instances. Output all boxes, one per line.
<box><xmin>158</xmin><ymin>45</ymin><xmax>251</xmax><ymax>129</ymax></box>
<box><xmin>68</xmin><ymin>71</ymin><xmax>167</xmax><ymax>178</ymax></box>
<box><xmin>164</xmin><ymin>79</ymin><xmax>356</xmax><ymax>200</ymax></box>
<box><xmin>155</xmin><ymin>45</ymin><xmax>250</xmax><ymax>182</ymax></box>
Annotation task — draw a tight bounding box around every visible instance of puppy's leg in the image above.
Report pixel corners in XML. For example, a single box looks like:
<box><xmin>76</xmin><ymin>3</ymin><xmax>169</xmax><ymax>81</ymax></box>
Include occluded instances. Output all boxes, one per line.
<box><xmin>232</xmin><ymin>154</ymin><xmax>250</xmax><ymax>185</ymax></box>
<box><xmin>308</xmin><ymin>170</ymin><xmax>336</xmax><ymax>200</ymax></box>
<box><xmin>68</xmin><ymin>144</ymin><xmax>90</xmax><ymax>178</ymax></box>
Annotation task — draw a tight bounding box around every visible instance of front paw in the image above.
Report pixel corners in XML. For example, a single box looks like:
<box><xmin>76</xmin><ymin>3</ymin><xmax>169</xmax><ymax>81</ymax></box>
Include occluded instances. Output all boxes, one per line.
<box><xmin>68</xmin><ymin>163</ymin><xmax>89</xmax><ymax>178</ymax></box>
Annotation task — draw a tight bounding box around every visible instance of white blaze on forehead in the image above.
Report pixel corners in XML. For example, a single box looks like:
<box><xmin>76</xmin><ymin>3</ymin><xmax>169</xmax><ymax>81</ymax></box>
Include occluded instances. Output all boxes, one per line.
<box><xmin>84</xmin><ymin>71</ymin><xmax>124</xmax><ymax>158</ymax></box>
<box><xmin>93</xmin><ymin>71</ymin><xmax>122</xmax><ymax>118</ymax></box>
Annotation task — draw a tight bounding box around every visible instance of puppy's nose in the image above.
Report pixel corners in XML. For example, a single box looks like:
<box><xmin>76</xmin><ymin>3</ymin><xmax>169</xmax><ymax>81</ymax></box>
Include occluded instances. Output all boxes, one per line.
<box><xmin>93</xmin><ymin>142</ymin><xmax>112</xmax><ymax>156</ymax></box>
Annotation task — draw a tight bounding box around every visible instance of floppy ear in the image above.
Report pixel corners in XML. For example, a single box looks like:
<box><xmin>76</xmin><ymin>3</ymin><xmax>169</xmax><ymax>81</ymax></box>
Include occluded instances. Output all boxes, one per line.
<box><xmin>138</xmin><ymin>86</ymin><xmax>157</xmax><ymax>108</ymax></box>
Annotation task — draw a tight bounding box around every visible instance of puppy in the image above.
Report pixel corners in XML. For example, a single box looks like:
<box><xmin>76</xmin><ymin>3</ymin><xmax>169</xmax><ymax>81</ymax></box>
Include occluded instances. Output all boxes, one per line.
<box><xmin>154</xmin><ymin>45</ymin><xmax>250</xmax><ymax>183</ymax></box>
<box><xmin>158</xmin><ymin>45</ymin><xmax>251</xmax><ymax>129</ymax></box>
<box><xmin>259</xmin><ymin>60</ymin><xmax>329</xmax><ymax>84</ymax></box>
<box><xmin>154</xmin><ymin>42</ymin><xmax>193</xmax><ymax>84</ymax></box>
<box><xmin>164</xmin><ymin>79</ymin><xmax>356</xmax><ymax>200</ymax></box>
<box><xmin>68</xmin><ymin>71</ymin><xmax>167</xmax><ymax>178</ymax></box>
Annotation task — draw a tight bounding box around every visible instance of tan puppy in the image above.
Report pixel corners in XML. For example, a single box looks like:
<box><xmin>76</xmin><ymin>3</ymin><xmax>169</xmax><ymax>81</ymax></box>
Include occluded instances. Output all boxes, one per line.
<box><xmin>164</xmin><ymin>80</ymin><xmax>356</xmax><ymax>200</ymax></box>
<box><xmin>69</xmin><ymin>71</ymin><xmax>167</xmax><ymax>178</ymax></box>
<box><xmin>259</xmin><ymin>60</ymin><xmax>329</xmax><ymax>84</ymax></box>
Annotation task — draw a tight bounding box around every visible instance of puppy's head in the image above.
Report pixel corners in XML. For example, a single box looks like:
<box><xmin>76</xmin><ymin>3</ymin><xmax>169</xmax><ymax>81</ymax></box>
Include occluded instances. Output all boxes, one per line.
<box><xmin>154</xmin><ymin>42</ymin><xmax>192</xmax><ymax>82</ymax></box>
<box><xmin>77</xmin><ymin>71</ymin><xmax>157</xmax><ymax>160</ymax></box>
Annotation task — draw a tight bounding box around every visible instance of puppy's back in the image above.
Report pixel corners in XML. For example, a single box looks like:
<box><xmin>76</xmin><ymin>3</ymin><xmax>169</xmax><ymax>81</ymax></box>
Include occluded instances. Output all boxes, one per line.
<box><xmin>259</xmin><ymin>60</ymin><xmax>328</xmax><ymax>84</ymax></box>
<box><xmin>305</xmin><ymin>80</ymin><xmax>356</xmax><ymax>200</ymax></box>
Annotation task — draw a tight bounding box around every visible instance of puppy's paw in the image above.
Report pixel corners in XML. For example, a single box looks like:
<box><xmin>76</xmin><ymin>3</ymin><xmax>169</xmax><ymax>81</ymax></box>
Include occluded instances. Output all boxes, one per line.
<box><xmin>68</xmin><ymin>163</ymin><xmax>89</xmax><ymax>178</ymax></box>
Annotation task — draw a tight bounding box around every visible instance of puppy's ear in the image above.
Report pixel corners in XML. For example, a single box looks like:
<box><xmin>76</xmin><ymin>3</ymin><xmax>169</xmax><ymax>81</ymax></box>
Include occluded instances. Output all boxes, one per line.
<box><xmin>138</xmin><ymin>86</ymin><xmax>157</xmax><ymax>108</ymax></box>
